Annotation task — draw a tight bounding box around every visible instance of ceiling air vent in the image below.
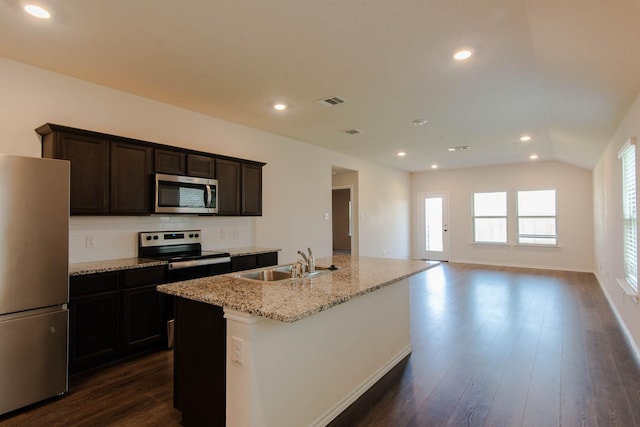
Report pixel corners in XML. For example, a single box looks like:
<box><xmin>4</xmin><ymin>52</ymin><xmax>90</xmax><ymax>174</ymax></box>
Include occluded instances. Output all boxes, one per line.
<box><xmin>448</xmin><ymin>145</ymin><xmax>470</xmax><ymax>151</ymax></box>
<box><xmin>318</xmin><ymin>96</ymin><xmax>346</xmax><ymax>106</ymax></box>
<box><xmin>344</xmin><ymin>129</ymin><xmax>363</xmax><ymax>135</ymax></box>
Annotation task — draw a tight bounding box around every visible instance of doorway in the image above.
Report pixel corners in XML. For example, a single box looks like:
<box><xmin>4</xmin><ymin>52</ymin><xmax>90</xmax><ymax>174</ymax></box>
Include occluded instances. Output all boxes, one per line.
<box><xmin>332</xmin><ymin>188</ymin><xmax>351</xmax><ymax>254</ymax></box>
<box><xmin>332</xmin><ymin>167</ymin><xmax>358</xmax><ymax>256</ymax></box>
<box><xmin>420</xmin><ymin>192</ymin><xmax>449</xmax><ymax>261</ymax></box>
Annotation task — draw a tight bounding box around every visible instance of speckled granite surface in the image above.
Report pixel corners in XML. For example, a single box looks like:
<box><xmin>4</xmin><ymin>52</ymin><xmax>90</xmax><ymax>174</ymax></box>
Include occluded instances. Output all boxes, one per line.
<box><xmin>157</xmin><ymin>255</ymin><xmax>438</xmax><ymax>323</ymax></box>
<box><xmin>68</xmin><ymin>247</ymin><xmax>281</xmax><ymax>276</ymax></box>
<box><xmin>69</xmin><ymin>258</ymin><xmax>167</xmax><ymax>276</ymax></box>
<box><xmin>224</xmin><ymin>247</ymin><xmax>281</xmax><ymax>257</ymax></box>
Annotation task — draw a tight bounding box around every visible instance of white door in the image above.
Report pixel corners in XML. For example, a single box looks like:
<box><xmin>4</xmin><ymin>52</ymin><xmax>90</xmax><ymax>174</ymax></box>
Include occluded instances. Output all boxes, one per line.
<box><xmin>420</xmin><ymin>193</ymin><xmax>449</xmax><ymax>261</ymax></box>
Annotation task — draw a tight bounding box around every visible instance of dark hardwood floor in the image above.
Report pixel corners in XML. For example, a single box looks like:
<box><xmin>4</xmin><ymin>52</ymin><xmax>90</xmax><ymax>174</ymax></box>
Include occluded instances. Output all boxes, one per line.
<box><xmin>331</xmin><ymin>263</ymin><xmax>640</xmax><ymax>426</ymax></box>
<box><xmin>2</xmin><ymin>263</ymin><xmax>640</xmax><ymax>426</ymax></box>
<box><xmin>0</xmin><ymin>350</ymin><xmax>181</xmax><ymax>427</ymax></box>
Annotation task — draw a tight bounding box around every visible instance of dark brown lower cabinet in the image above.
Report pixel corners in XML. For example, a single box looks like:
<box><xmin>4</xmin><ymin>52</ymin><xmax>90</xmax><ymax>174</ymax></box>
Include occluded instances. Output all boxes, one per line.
<box><xmin>174</xmin><ymin>297</ymin><xmax>226</xmax><ymax>426</ymax></box>
<box><xmin>123</xmin><ymin>284</ymin><xmax>163</xmax><ymax>353</ymax></box>
<box><xmin>69</xmin><ymin>266</ymin><xmax>166</xmax><ymax>373</ymax></box>
<box><xmin>69</xmin><ymin>290</ymin><xmax>120</xmax><ymax>373</ymax></box>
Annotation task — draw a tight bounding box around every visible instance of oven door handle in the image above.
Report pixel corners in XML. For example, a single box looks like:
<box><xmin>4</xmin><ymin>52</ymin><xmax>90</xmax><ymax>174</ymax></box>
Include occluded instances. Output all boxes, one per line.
<box><xmin>168</xmin><ymin>257</ymin><xmax>231</xmax><ymax>270</ymax></box>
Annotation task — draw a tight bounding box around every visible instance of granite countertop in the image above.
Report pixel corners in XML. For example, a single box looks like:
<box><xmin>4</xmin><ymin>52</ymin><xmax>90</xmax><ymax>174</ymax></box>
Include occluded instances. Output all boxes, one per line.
<box><xmin>225</xmin><ymin>247</ymin><xmax>282</xmax><ymax>257</ymax></box>
<box><xmin>69</xmin><ymin>258</ymin><xmax>166</xmax><ymax>276</ymax></box>
<box><xmin>68</xmin><ymin>247</ymin><xmax>281</xmax><ymax>276</ymax></box>
<box><xmin>157</xmin><ymin>255</ymin><xmax>438</xmax><ymax>323</ymax></box>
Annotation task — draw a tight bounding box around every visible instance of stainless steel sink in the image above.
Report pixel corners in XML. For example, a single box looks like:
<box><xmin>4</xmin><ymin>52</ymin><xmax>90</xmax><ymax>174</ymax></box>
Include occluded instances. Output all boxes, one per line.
<box><xmin>234</xmin><ymin>269</ymin><xmax>292</xmax><ymax>281</ymax></box>
<box><xmin>233</xmin><ymin>264</ymin><xmax>336</xmax><ymax>282</ymax></box>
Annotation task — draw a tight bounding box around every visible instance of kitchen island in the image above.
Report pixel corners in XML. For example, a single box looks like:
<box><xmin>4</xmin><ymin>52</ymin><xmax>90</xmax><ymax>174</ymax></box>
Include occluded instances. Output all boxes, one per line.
<box><xmin>157</xmin><ymin>255</ymin><xmax>436</xmax><ymax>427</ymax></box>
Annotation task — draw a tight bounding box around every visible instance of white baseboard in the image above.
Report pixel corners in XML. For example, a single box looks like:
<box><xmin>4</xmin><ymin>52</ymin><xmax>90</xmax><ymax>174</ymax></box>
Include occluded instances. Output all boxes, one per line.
<box><xmin>311</xmin><ymin>345</ymin><xmax>412</xmax><ymax>427</ymax></box>
<box><xmin>449</xmin><ymin>258</ymin><xmax>593</xmax><ymax>273</ymax></box>
<box><xmin>594</xmin><ymin>272</ymin><xmax>640</xmax><ymax>366</ymax></box>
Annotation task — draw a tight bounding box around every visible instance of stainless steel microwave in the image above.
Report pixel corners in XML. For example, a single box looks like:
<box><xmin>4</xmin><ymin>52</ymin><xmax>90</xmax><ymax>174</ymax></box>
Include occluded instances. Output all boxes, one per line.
<box><xmin>154</xmin><ymin>173</ymin><xmax>218</xmax><ymax>214</ymax></box>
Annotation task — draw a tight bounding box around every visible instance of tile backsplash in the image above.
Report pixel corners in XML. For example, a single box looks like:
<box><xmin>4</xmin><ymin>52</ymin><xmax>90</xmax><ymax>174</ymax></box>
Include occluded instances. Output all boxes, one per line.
<box><xmin>69</xmin><ymin>215</ymin><xmax>253</xmax><ymax>263</ymax></box>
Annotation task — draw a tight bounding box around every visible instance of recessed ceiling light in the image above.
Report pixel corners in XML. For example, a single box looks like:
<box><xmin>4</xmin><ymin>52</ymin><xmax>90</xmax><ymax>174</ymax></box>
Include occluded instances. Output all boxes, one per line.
<box><xmin>412</xmin><ymin>119</ymin><xmax>428</xmax><ymax>126</ymax></box>
<box><xmin>520</xmin><ymin>135</ymin><xmax>532</xmax><ymax>142</ymax></box>
<box><xmin>24</xmin><ymin>4</ymin><xmax>50</xmax><ymax>19</ymax></box>
<box><xmin>453</xmin><ymin>49</ymin><xmax>473</xmax><ymax>61</ymax></box>
<box><xmin>273</xmin><ymin>103</ymin><xmax>287</xmax><ymax>111</ymax></box>
<box><xmin>397</xmin><ymin>151</ymin><xmax>406</xmax><ymax>157</ymax></box>
<box><xmin>530</xmin><ymin>154</ymin><xmax>539</xmax><ymax>160</ymax></box>
<box><xmin>431</xmin><ymin>164</ymin><xmax>438</xmax><ymax>169</ymax></box>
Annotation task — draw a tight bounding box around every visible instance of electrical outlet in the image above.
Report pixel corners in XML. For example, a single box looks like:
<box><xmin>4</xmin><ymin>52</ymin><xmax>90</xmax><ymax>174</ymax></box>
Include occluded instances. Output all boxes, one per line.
<box><xmin>85</xmin><ymin>235</ymin><xmax>96</xmax><ymax>248</ymax></box>
<box><xmin>231</xmin><ymin>337</ymin><xmax>244</xmax><ymax>364</ymax></box>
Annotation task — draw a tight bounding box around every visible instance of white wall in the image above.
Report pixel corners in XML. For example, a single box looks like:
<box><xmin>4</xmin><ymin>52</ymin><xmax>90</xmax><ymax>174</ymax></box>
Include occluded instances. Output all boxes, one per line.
<box><xmin>411</xmin><ymin>161</ymin><xmax>594</xmax><ymax>272</ymax></box>
<box><xmin>593</xmin><ymin>90</ymin><xmax>640</xmax><ymax>353</ymax></box>
<box><xmin>0</xmin><ymin>57</ymin><xmax>411</xmax><ymax>263</ymax></box>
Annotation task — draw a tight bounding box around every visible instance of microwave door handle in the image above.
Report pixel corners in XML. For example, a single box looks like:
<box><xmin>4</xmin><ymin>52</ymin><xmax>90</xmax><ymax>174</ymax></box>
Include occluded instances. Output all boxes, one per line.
<box><xmin>205</xmin><ymin>184</ymin><xmax>212</xmax><ymax>208</ymax></box>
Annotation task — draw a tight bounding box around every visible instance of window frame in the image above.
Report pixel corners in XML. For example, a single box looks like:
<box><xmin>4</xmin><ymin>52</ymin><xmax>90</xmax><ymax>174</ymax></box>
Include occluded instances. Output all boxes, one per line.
<box><xmin>515</xmin><ymin>189</ymin><xmax>558</xmax><ymax>246</ymax></box>
<box><xmin>472</xmin><ymin>191</ymin><xmax>508</xmax><ymax>244</ymax></box>
<box><xmin>618</xmin><ymin>137</ymin><xmax>638</xmax><ymax>294</ymax></box>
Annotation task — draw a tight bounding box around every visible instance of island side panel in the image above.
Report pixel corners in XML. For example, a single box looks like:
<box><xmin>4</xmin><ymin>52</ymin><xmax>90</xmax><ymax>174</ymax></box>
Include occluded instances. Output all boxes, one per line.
<box><xmin>225</xmin><ymin>278</ymin><xmax>411</xmax><ymax>427</ymax></box>
<box><xmin>174</xmin><ymin>297</ymin><xmax>226</xmax><ymax>426</ymax></box>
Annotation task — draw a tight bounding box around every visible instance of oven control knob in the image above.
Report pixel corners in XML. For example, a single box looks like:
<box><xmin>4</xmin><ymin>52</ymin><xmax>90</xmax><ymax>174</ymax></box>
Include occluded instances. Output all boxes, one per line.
<box><xmin>189</xmin><ymin>233</ymin><xmax>194</xmax><ymax>238</ymax></box>
<box><xmin>153</xmin><ymin>236</ymin><xmax>159</xmax><ymax>240</ymax></box>
<box><xmin>146</xmin><ymin>236</ymin><xmax>152</xmax><ymax>241</ymax></box>
<box><xmin>195</xmin><ymin>233</ymin><xmax>199</xmax><ymax>237</ymax></box>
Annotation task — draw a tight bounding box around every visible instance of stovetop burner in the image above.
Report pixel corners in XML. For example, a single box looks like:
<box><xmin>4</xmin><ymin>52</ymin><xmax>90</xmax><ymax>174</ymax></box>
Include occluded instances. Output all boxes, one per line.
<box><xmin>138</xmin><ymin>230</ymin><xmax>230</xmax><ymax>263</ymax></box>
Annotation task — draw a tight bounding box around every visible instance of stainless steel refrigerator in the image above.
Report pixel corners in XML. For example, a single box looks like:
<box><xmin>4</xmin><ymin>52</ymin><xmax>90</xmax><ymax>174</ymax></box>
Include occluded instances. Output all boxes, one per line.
<box><xmin>0</xmin><ymin>154</ymin><xmax>70</xmax><ymax>416</ymax></box>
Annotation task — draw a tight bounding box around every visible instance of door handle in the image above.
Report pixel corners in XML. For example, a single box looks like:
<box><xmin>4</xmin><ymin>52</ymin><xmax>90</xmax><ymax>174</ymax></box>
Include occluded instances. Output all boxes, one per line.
<box><xmin>205</xmin><ymin>184</ymin><xmax>212</xmax><ymax>208</ymax></box>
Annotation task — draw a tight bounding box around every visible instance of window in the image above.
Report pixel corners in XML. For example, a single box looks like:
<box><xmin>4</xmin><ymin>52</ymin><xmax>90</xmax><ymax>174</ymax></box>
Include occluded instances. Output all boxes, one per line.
<box><xmin>516</xmin><ymin>190</ymin><xmax>557</xmax><ymax>245</ymax></box>
<box><xmin>473</xmin><ymin>192</ymin><xmax>507</xmax><ymax>243</ymax></box>
<box><xmin>619</xmin><ymin>139</ymin><xmax>637</xmax><ymax>291</ymax></box>
<box><xmin>424</xmin><ymin>196</ymin><xmax>444</xmax><ymax>251</ymax></box>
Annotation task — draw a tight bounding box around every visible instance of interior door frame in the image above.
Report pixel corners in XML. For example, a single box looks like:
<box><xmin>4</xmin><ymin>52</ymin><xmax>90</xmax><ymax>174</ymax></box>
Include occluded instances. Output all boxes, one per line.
<box><xmin>331</xmin><ymin>185</ymin><xmax>353</xmax><ymax>252</ymax></box>
<box><xmin>419</xmin><ymin>191</ymin><xmax>450</xmax><ymax>261</ymax></box>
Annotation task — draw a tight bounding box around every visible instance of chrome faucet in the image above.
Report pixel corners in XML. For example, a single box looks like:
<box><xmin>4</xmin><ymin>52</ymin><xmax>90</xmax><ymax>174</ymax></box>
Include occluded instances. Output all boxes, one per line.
<box><xmin>291</xmin><ymin>260</ymin><xmax>304</xmax><ymax>278</ymax></box>
<box><xmin>296</xmin><ymin>248</ymin><xmax>315</xmax><ymax>277</ymax></box>
<box><xmin>307</xmin><ymin>247</ymin><xmax>315</xmax><ymax>273</ymax></box>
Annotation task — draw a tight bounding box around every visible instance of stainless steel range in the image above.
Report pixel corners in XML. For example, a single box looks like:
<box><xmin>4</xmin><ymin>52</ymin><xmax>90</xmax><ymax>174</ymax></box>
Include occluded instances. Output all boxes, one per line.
<box><xmin>138</xmin><ymin>230</ymin><xmax>231</xmax><ymax>282</ymax></box>
<box><xmin>139</xmin><ymin>230</ymin><xmax>231</xmax><ymax>348</ymax></box>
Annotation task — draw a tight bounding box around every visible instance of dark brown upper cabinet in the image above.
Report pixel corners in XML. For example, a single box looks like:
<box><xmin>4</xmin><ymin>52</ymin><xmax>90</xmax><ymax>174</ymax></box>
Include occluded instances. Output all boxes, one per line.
<box><xmin>39</xmin><ymin>124</ymin><xmax>152</xmax><ymax>215</ymax></box>
<box><xmin>154</xmin><ymin>149</ymin><xmax>186</xmax><ymax>175</ymax></box>
<box><xmin>187</xmin><ymin>154</ymin><xmax>215</xmax><ymax>178</ymax></box>
<box><xmin>110</xmin><ymin>142</ymin><xmax>152</xmax><ymax>214</ymax></box>
<box><xmin>216</xmin><ymin>158</ymin><xmax>241</xmax><ymax>215</ymax></box>
<box><xmin>39</xmin><ymin>126</ymin><xmax>109</xmax><ymax>215</ymax></box>
<box><xmin>153</xmin><ymin>150</ymin><xmax>215</xmax><ymax>179</ymax></box>
<box><xmin>38</xmin><ymin>123</ymin><xmax>264</xmax><ymax>216</ymax></box>
<box><xmin>216</xmin><ymin>159</ymin><xmax>263</xmax><ymax>216</ymax></box>
<box><xmin>242</xmin><ymin>163</ymin><xmax>262</xmax><ymax>216</ymax></box>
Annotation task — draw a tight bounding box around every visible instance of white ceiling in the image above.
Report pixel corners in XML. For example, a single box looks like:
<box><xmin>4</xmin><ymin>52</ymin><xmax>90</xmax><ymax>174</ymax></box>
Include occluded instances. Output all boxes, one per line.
<box><xmin>1</xmin><ymin>0</ymin><xmax>639</xmax><ymax>172</ymax></box>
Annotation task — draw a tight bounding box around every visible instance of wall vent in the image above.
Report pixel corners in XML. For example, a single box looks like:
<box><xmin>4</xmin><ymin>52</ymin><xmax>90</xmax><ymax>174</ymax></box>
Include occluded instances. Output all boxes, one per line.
<box><xmin>448</xmin><ymin>145</ymin><xmax>470</xmax><ymax>151</ymax></box>
<box><xmin>344</xmin><ymin>129</ymin><xmax>363</xmax><ymax>135</ymax></box>
<box><xmin>318</xmin><ymin>96</ymin><xmax>346</xmax><ymax>106</ymax></box>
